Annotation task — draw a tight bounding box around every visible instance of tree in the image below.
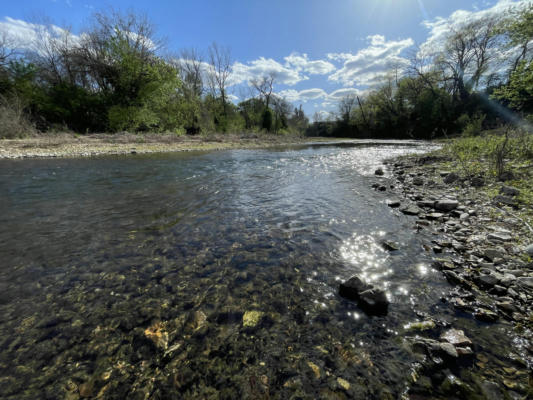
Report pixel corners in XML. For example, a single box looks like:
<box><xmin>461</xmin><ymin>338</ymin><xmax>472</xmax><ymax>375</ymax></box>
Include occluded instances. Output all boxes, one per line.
<box><xmin>251</xmin><ymin>73</ymin><xmax>275</xmax><ymax>109</ymax></box>
<box><xmin>207</xmin><ymin>42</ymin><xmax>231</xmax><ymax>122</ymax></box>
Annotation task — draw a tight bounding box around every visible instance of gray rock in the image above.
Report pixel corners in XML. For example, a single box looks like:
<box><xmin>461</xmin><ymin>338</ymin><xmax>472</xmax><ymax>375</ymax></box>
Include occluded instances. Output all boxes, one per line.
<box><xmin>386</xmin><ymin>199</ymin><xmax>401</xmax><ymax>208</ymax></box>
<box><xmin>525</xmin><ymin>243</ymin><xmax>533</xmax><ymax>256</ymax></box>
<box><xmin>438</xmin><ymin>342</ymin><xmax>458</xmax><ymax>358</ymax></box>
<box><xmin>500</xmin><ymin>185</ymin><xmax>520</xmax><ymax>197</ymax></box>
<box><xmin>434</xmin><ymin>200</ymin><xmax>459</xmax><ymax>212</ymax></box>
<box><xmin>440</xmin><ymin>329</ymin><xmax>472</xmax><ymax>346</ymax></box>
<box><xmin>483</xmin><ymin>248</ymin><xmax>506</xmax><ymax>262</ymax></box>
<box><xmin>474</xmin><ymin>308</ymin><xmax>499</xmax><ymax>322</ymax></box>
<box><xmin>444</xmin><ymin>172</ymin><xmax>459</xmax><ymax>184</ymax></box>
<box><xmin>493</xmin><ymin>195</ymin><xmax>517</xmax><ymax>207</ymax></box>
<box><xmin>374</xmin><ymin>168</ymin><xmax>384</xmax><ymax>176</ymax></box>
<box><xmin>487</xmin><ymin>232</ymin><xmax>512</xmax><ymax>242</ymax></box>
<box><xmin>400</xmin><ymin>205</ymin><xmax>421</xmax><ymax>216</ymax></box>
<box><xmin>475</xmin><ymin>274</ymin><xmax>499</xmax><ymax>288</ymax></box>
<box><xmin>358</xmin><ymin>288</ymin><xmax>389</xmax><ymax>315</ymax></box>
<box><xmin>412</xmin><ymin>176</ymin><xmax>424</xmax><ymax>186</ymax></box>
<box><xmin>381</xmin><ymin>241</ymin><xmax>400</xmax><ymax>251</ymax></box>
<box><xmin>516</xmin><ymin>276</ymin><xmax>533</xmax><ymax>289</ymax></box>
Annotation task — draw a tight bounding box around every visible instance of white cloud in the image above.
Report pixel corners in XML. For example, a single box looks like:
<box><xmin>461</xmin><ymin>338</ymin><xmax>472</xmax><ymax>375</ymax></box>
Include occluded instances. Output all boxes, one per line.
<box><xmin>229</xmin><ymin>57</ymin><xmax>306</xmax><ymax>87</ymax></box>
<box><xmin>277</xmin><ymin>88</ymin><xmax>328</xmax><ymax>102</ymax></box>
<box><xmin>419</xmin><ymin>0</ymin><xmax>532</xmax><ymax>81</ymax></box>
<box><xmin>328</xmin><ymin>35</ymin><xmax>414</xmax><ymax>87</ymax></box>
<box><xmin>327</xmin><ymin>88</ymin><xmax>366</xmax><ymax>100</ymax></box>
<box><xmin>284</xmin><ymin>52</ymin><xmax>336</xmax><ymax>75</ymax></box>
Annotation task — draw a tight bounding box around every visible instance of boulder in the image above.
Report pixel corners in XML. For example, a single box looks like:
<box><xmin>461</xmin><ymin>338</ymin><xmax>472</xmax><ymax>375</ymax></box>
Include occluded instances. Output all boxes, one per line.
<box><xmin>493</xmin><ymin>195</ymin><xmax>517</xmax><ymax>207</ymax></box>
<box><xmin>374</xmin><ymin>168</ymin><xmax>384</xmax><ymax>176</ymax></box>
<box><xmin>475</xmin><ymin>274</ymin><xmax>499</xmax><ymax>288</ymax></box>
<box><xmin>487</xmin><ymin>232</ymin><xmax>512</xmax><ymax>242</ymax></box>
<box><xmin>524</xmin><ymin>243</ymin><xmax>533</xmax><ymax>256</ymax></box>
<box><xmin>339</xmin><ymin>277</ymin><xmax>371</xmax><ymax>301</ymax></box>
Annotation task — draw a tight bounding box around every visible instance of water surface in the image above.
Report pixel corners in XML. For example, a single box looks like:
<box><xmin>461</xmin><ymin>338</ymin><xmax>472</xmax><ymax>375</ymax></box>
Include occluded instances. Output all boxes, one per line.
<box><xmin>0</xmin><ymin>141</ymin><xmax>525</xmax><ymax>399</ymax></box>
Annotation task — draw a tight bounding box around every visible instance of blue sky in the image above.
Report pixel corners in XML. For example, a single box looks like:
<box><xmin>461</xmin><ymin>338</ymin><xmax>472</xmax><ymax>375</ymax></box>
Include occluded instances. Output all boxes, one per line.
<box><xmin>0</xmin><ymin>0</ymin><xmax>530</xmax><ymax>119</ymax></box>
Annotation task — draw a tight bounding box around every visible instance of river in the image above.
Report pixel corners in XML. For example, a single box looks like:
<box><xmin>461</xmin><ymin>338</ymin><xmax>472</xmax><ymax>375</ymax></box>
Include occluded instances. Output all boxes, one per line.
<box><xmin>0</xmin><ymin>141</ymin><xmax>525</xmax><ymax>399</ymax></box>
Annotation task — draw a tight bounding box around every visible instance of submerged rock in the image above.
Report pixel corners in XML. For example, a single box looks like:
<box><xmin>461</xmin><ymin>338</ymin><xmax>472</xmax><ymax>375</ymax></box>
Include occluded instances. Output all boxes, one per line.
<box><xmin>242</xmin><ymin>310</ymin><xmax>264</xmax><ymax>328</ymax></box>
<box><xmin>374</xmin><ymin>168</ymin><xmax>384</xmax><ymax>176</ymax></box>
<box><xmin>144</xmin><ymin>321</ymin><xmax>169</xmax><ymax>350</ymax></box>
<box><xmin>339</xmin><ymin>276</ymin><xmax>371</xmax><ymax>301</ymax></box>
<box><xmin>401</xmin><ymin>205</ymin><xmax>421</xmax><ymax>216</ymax></box>
<box><xmin>404</xmin><ymin>320</ymin><xmax>436</xmax><ymax>332</ymax></box>
<box><xmin>358</xmin><ymin>288</ymin><xmax>389</xmax><ymax>315</ymax></box>
<box><xmin>386</xmin><ymin>199</ymin><xmax>401</xmax><ymax>208</ymax></box>
<box><xmin>381</xmin><ymin>240</ymin><xmax>400</xmax><ymax>251</ymax></box>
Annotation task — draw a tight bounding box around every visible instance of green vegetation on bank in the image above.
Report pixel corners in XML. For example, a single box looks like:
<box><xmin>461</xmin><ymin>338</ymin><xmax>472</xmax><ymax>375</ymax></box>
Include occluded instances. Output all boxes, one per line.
<box><xmin>0</xmin><ymin>12</ymin><xmax>308</xmax><ymax>138</ymax></box>
<box><xmin>307</xmin><ymin>5</ymin><xmax>533</xmax><ymax>139</ymax></box>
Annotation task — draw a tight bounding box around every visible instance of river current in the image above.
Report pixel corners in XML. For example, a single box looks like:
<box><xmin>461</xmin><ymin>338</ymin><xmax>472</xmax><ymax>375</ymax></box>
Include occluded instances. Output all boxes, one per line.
<box><xmin>0</xmin><ymin>141</ymin><xmax>525</xmax><ymax>399</ymax></box>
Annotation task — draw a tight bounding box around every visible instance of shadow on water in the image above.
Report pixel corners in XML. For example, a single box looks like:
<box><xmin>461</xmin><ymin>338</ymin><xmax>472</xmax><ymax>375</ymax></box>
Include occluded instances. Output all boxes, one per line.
<box><xmin>0</xmin><ymin>141</ymin><xmax>528</xmax><ymax>399</ymax></box>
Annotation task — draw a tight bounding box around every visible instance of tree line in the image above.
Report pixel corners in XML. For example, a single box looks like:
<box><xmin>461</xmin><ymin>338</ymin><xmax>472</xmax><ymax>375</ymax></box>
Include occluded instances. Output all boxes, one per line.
<box><xmin>0</xmin><ymin>11</ymin><xmax>308</xmax><ymax>137</ymax></box>
<box><xmin>306</xmin><ymin>5</ymin><xmax>533</xmax><ymax>139</ymax></box>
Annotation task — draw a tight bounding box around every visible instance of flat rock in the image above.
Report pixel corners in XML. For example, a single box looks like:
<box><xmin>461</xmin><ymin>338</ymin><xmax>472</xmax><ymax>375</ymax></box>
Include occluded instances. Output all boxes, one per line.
<box><xmin>487</xmin><ymin>232</ymin><xmax>512</xmax><ymax>242</ymax></box>
<box><xmin>440</xmin><ymin>329</ymin><xmax>472</xmax><ymax>347</ymax></box>
<box><xmin>412</xmin><ymin>177</ymin><xmax>424</xmax><ymax>186</ymax></box>
<box><xmin>339</xmin><ymin>277</ymin><xmax>371</xmax><ymax>301</ymax></box>
<box><xmin>525</xmin><ymin>243</ymin><xmax>533</xmax><ymax>256</ymax></box>
<box><xmin>475</xmin><ymin>274</ymin><xmax>499</xmax><ymax>288</ymax></box>
<box><xmin>381</xmin><ymin>240</ymin><xmax>400</xmax><ymax>251</ymax></box>
<box><xmin>493</xmin><ymin>195</ymin><xmax>517</xmax><ymax>207</ymax></box>
<box><xmin>400</xmin><ymin>205</ymin><xmax>421</xmax><ymax>216</ymax></box>
<box><xmin>434</xmin><ymin>200</ymin><xmax>459</xmax><ymax>212</ymax></box>
<box><xmin>474</xmin><ymin>308</ymin><xmax>499</xmax><ymax>322</ymax></box>
<box><xmin>516</xmin><ymin>276</ymin><xmax>533</xmax><ymax>289</ymax></box>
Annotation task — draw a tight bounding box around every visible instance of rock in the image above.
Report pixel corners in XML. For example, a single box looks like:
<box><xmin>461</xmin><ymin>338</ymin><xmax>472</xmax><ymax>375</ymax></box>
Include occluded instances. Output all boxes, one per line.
<box><xmin>434</xmin><ymin>200</ymin><xmax>459</xmax><ymax>212</ymax></box>
<box><xmin>400</xmin><ymin>205</ymin><xmax>421</xmax><ymax>216</ymax></box>
<box><xmin>474</xmin><ymin>308</ymin><xmax>499</xmax><ymax>322</ymax></box>
<box><xmin>339</xmin><ymin>276</ymin><xmax>371</xmax><ymax>301</ymax></box>
<box><xmin>500</xmin><ymin>185</ymin><xmax>520</xmax><ymax>197</ymax></box>
<box><xmin>307</xmin><ymin>361</ymin><xmax>321</xmax><ymax>379</ymax></box>
<box><xmin>440</xmin><ymin>329</ymin><xmax>472</xmax><ymax>347</ymax></box>
<box><xmin>487</xmin><ymin>232</ymin><xmax>512</xmax><ymax>242</ymax></box>
<box><xmin>358</xmin><ymin>288</ymin><xmax>389</xmax><ymax>315</ymax></box>
<box><xmin>444</xmin><ymin>172</ymin><xmax>459</xmax><ymax>184</ymax></box>
<box><xmin>404</xmin><ymin>320</ymin><xmax>436</xmax><ymax>332</ymax></box>
<box><xmin>374</xmin><ymin>168</ymin><xmax>384</xmax><ymax>176</ymax></box>
<box><xmin>412</xmin><ymin>176</ymin><xmax>424</xmax><ymax>186</ymax></box>
<box><xmin>426</xmin><ymin>213</ymin><xmax>444</xmax><ymax>220</ymax></box>
<box><xmin>337</xmin><ymin>377</ymin><xmax>350</xmax><ymax>391</ymax></box>
<box><xmin>524</xmin><ymin>243</ymin><xmax>533</xmax><ymax>256</ymax></box>
<box><xmin>378</xmin><ymin>185</ymin><xmax>387</xmax><ymax>191</ymax></box>
<box><xmin>417</xmin><ymin>200</ymin><xmax>435</xmax><ymax>208</ymax></box>
<box><xmin>475</xmin><ymin>274</ymin><xmax>499</xmax><ymax>288</ymax></box>
<box><xmin>516</xmin><ymin>276</ymin><xmax>533</xmax><ymax>289</ymax></box>
<box><xmin>483</xmin><ymin>248</ymin><xmax>506</xmax><ymax>262</ymax></box>
<box><xmin>498</xmin><ymin>171</ymin><xmax>515</xmax><ymax>181</ymax></box>
<box><xmin>381</xmin><ymin>240</ymin><xmax>400</xmax><ymax>251</ymax></box>
<box><xmin>242</xmin><ymin>310</ymin><xmax>264</xmax><ymax>328</ymax></box>
<box><xmin>438</xmin><ymin>342</ymin><xmax>458</xmax><ymax>358</ymax></box>
<box><xmin>79</xmin><ymin>381</ymin><xmax>94</xmax><ymax>398</ymax></box>
<box><xmin>480</xmin><ymin>380</ymin><xmax>503</xmax><ymax>400</ymax></box>
<box><xmin>144</xmin><ymin>321</ymin><xmax>169</xmax><ymax>350</ymax></box>
<box><xmin>493</xmin><ymin>195</ymin><xmax>517</xmax><ymax>207</ymax></box>
<box><xmin>470</xmin><ymin>176</ymin><xmax>485</xmax><ymax>187</ymax></box>
<box><xmin>386</xmin><ymin>199</ymin><xmax>401</xmax><ymax>208</ymax></box>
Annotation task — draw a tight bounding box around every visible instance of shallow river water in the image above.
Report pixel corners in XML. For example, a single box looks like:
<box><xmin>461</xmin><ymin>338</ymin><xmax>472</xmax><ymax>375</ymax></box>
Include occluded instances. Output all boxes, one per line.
<box><xmin>0</xmin><ymin>141</ymin><xmax>528</xmax><ymax>399</ymax></box>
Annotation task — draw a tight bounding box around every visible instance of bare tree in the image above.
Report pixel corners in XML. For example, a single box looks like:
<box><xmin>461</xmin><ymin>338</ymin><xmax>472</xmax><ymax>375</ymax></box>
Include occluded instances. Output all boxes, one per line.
<box><xmin>0</xmin><ymin>30</ymin><xmax>16</xmax><ymax>67</ymax></box>
<box><xmin>177</xmin><ymin>48</ymin><xmax>204</xmax><ymax>99</ymax></box>
<box><xmin>251</xmin><ymin>72</ymin><xmax>276</xmax><ymax>109</ymax></box>
<box><xmin>207</xmin><ymin>42</ymin><xmax>231</xmax><ymax>116</ymax></box>
<box><xmin>337</xmin><ymin>95</ymin><xmax>357</xmax><ymax>124</ymax></box>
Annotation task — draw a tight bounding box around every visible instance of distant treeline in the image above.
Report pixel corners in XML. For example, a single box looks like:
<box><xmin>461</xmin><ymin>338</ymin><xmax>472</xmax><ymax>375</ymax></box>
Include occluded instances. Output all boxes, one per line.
<box><xmin>0</xmin><ymin>11</ymin><xmax>308</xmax><ymax>137</ymax></box>
<box><xmin>307</xmin><ymin>5</ymin><xmax>533</xmax><ymax>139</ymax></box>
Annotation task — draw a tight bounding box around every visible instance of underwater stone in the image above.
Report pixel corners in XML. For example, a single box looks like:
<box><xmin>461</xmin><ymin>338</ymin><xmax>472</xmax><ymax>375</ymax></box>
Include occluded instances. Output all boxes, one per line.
<box><xmin>358</xmin><ymin>288</ymin><xmax>389</xmax><ymax>316</ymax></box>
<box><xmin>242</xmin><ymin>311</ymin><xmax>264</xmax><ymax>328</ymax></box>
<box><xmin>339</xmin><ymin>277</ymin><xmax>372</xmax><ymax>301</ymax></box>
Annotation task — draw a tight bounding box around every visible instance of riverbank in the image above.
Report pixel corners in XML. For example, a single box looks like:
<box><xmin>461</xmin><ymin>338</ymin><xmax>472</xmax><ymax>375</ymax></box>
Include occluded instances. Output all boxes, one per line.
<box><xmin>373</xmin><ymin>146</ymin><xmax>532</xmax><ymax>398</ymax></box>
<box><xmin>0</xmin><ymin>132</ymin><xmax>323</xmax><ymax>159</ymax></box>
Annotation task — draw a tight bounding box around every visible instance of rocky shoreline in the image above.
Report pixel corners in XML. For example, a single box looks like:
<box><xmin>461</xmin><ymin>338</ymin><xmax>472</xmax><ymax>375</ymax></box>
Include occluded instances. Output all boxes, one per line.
<box><xmin>364</xmin><ymin>153</ymin><xmax>533</xmax><ymax>398</ymax></box>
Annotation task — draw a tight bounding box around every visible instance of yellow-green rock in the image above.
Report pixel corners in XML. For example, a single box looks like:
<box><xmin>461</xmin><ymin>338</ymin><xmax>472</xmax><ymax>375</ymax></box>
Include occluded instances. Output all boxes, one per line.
<box><xmin>242</xmin><ymin>311</ymin><xmax>264</xmax><ymax>327</ymax></box>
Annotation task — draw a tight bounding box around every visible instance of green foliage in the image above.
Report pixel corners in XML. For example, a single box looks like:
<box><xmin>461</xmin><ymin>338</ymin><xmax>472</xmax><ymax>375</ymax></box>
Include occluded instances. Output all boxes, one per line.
<box><xmin>491</xmin><ymin>60</ymin><xmax>533</xmax><ymax>113</ymax></box>
<box><xmin>462</xmin><ymin>113</ymin><xmax>486</xmax><ymax>137</ymax></box>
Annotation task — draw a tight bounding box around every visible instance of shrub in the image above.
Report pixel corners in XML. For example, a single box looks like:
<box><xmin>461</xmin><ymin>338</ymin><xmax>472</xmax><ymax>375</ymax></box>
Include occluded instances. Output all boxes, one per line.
<box><xmin>0</xmin><ymin>95</ymin><xmax>35</xmax><ymax>138</ymax></box>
